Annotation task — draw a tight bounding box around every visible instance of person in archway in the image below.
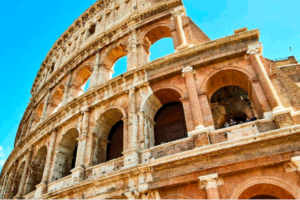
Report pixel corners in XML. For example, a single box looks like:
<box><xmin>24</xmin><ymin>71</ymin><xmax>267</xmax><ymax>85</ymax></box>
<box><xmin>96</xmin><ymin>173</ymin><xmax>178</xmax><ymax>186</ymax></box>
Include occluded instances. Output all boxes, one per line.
<box><xmin>224</xmin><ymin>121</ymin><xmax>230</xmax><ymax>128</ymax></box>
<box><xmin>230</xmin><ymin>119</ymin><xmax>237</xmax><ymax>126</ymax></box>
<box><xmin>251</xmin><ymin>116</ymin><xmax>257</xmax><ymax>121</ymax></box>
<box><xmin>246</xmin><ymin>117</ymin><xmax>251</xmax><ymax>123</ymax></box>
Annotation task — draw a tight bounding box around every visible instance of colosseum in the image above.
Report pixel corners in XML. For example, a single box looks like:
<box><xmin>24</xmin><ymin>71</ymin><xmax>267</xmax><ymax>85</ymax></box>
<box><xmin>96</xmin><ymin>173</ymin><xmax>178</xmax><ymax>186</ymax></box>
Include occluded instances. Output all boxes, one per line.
<box><xmin>1</xmin><ymin>0</ymin><xmax>300</xmax><ymax>199</ymax></box>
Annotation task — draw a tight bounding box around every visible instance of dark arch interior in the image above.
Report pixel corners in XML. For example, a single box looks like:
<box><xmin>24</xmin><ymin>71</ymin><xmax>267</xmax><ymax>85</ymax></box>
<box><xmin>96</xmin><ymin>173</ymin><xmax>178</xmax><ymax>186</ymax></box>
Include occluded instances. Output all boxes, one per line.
<box><xmin>107</xmin><ymin>120</ymin><xmax>124</xmax><ymax>161</ymax></box>
<box><xmin>154</xmin><ymin>102</ymin><xmax>187</xmax><ymax>145</ymax></box>
<box><xmin>250</xmin><ymin>195</ymin><xmax>278</xmax><ymax>199</ymax></box>
<box><xmin>210</xmin><ymin>86</ymin><xmax>255</xmax><ymax>129</ymax></box>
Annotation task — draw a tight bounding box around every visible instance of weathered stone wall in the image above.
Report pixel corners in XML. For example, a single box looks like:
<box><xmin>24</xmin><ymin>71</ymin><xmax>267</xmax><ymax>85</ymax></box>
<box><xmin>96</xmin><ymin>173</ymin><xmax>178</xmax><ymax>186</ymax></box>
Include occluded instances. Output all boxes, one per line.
<box><xmin>1</xmin><ymin>0</ymin><xmax>300</xmax><ymax>199</ymax></box>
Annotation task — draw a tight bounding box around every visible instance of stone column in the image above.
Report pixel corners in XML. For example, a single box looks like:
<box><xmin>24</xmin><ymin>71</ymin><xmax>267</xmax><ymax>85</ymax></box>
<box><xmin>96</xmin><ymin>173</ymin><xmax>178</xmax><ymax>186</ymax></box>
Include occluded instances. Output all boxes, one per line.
<box><xmin>172</xmin><ymin>8</ymin><xmax>187</xmax><ymax>50</ymax></box>
<box><xmin>97</xmin><ymin>64</ymin><xmax>112</xmax><ymax>86</ymax></box>
<box><xmin>26</xmin><ymin>107</ymin><xmax>36</xmax><ymax>135</ymax></box>
<box><xmin>247</xmin><ymin>43</ymin><xmax>283</xmax><ymax>112</ymax></box>
<box><xmin>125</xmin><ymin>191</ymin><xmax>140</xmax><ymax>200</ymax></box>
<box><xmin>72</xmin><ymin>110</ymin><xmax>90</xmax><ymax>183</ymax></box>
<box><xmin>123</xmin><ymin>88</ymin><xmax>139</xmax><ymax>168</ymax></box>
<box><xmin>89</xmin><ymin>51</ymin><xmax>100</xmax><ymax>88</ymax></box>
<box><xmin>199</xmin><ymin>174</ymin><xmax>223</xmax><ymax>199</ymax></box>
<box><xmin>41</xmin><ymin>91</ymin><xmax>51</xmax><ymax>121</ymax></box>
<box><xmin>61</xmin><ymin>71</ymin><xmax>73</xmax><ymax>106</ymax></box>
<box><xmin>198</xmin><ymin>93</ymin><xmax>214</xmax><ymax>129</ymax></box>
<box><xmin>182</xmin><ymin>67</ymin><xmax>206</xmax><ymax>133</ymax></box>
<box><xmin>35</xmin><ymin>130</ymin><xmax>57</xmax><ymax>198</ymax></box>
<box><xmin>15</xmin><ymin>147</ymin><xmax>34</xmax><ymax>199</ymax></box>
<box><xmin>4</xmin><ymin>161</ymin><xmax>18</xmax><ymax>199</ymax></box>
<box><xmin>128</xmin><ymin>28</ymin><xmax>138</xmax><ymax>70</ymax></box>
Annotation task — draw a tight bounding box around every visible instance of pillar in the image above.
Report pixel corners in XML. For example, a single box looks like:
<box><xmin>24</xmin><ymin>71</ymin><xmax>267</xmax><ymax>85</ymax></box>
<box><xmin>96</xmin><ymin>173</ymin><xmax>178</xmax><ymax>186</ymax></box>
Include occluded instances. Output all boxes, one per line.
<box><xmin>4</xmin><ymin>161</ymin><xmax>18</xmax><ymax>199</ymax></box>
<box><xmin>15</xmin><ymin>147</ymin><xmax>34</xmax><ymax>199</ymax></box>
<box><xmin>247</xmin><ymin>43</ymin><xmax>283</xmax><ymax>112</ymax></box>
<box><xmin>26</xmin><ymin>108</ymin><xmax>36</xmax><ymax>135</ymax></box>
<box><xmin>72</xmin><ymin>110</ymin><xmax>90</xmax><ymax>183</ymax></box>
<box><xmin>128</xmin><ymin>28</ymin><xmax>138</xmax><ymax>70</ymax></box>
<box><xmin>41</xmin><ymin>91</ymin><xmax>51</xmax><ymax>121</ymax></box>
<box><xmin>61</xmin><ymin>71</ymin><xmax>73</xmax><ymax>106</ymax></box>
<box><xmin>123</xmin><ymin>88</ymin><xmax>139</xmax><ymax>169</ymax></box>
<box><xmin>97</xmin><ymin>64</ymin><xmax>112</xmax><ymax>85</ymax></box>
<box><xmin>172</xmin><ymin>9</ymin><xmax>187</xmax><ymax>50</ymax></box>
<box><xmin>182</xmin><ymin>66</ymin><xmax>206</xmax><ymax>133</ymax></box>
<box><xmin>198</xmin><ymin>93</ymin><xmax>214</xmax><ymax>129</ymax></box>
<box><xmin>199</xmin><ymin>174</ymin><xmax>223</xmax><ymax>199</ymax></box>
<box><xmin>89</xmin><ymin>51</ymin><xmax>100</xmax><ymax>88</ymax></box>
<box><xmin>34</xmin><ymin>130</ymin><xmax>57</xmax><ymax>198</ymax></box>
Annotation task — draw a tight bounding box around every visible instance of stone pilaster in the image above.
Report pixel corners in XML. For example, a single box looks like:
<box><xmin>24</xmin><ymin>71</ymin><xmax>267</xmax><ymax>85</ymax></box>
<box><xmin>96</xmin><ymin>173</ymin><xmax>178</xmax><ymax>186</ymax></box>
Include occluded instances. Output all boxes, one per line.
<box><xmin>172</xmin><ymin>8</ymin><xmax>188</xmax><ymax>50</ymax></box>
<box><xmin>123</xmin><ymin>88</ymin><xmax>139</xmax><ymax>168</ymax></box>
<box><xmin>199</xmin><ymin>174</ymin><xmax>223</xmax><ymax>199</ymax></box>
<box><xmin>89</xmin><ymin>51</ymin><xmax>100</xmax><ymax>88</ymax></box>
<box><xmin>15</xmin><ymin>147</ymin><xmax>34</xmax><ymax>199</ymax></box>
<box><xmin>61</xmin><ymin>70</ymin><xmax>73</xmax><ymax>106</ymax></box>
<box><xmin>41</xmin><ymin>90</ymin><xmax>51</xmax><ymax>121</ymax></box>
<box><xmin>35</xmin><ymin>130</ymin><xmax>57</xmax><ymax>198</ymax></box>
<box><xmin>26</xmin><ymin>107</ymin><xmax>36</xmax><ymax>135</ymax></box>
<box><xmin>72</xmin><ymin>110</ymin><xmax>90</xmax><ymax>183</ymax></box>
<box><xmin>128</xmin><ymin>28</ymin><xmax>138</xmax><ymax>70</ymax></box>
<box><xmin>182</xmin><ymin>66</ymin><xmax>207</xmax><ymax>134</ymax></box>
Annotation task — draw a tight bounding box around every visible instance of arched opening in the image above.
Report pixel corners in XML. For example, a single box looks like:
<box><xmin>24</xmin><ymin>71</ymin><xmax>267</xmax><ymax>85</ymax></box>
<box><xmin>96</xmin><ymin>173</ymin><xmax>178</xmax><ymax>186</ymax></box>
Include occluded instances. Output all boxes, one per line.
<box><xmin>93</xmin><ymin>108</ymin><xmax>124</xmax><ymax>165</ymax></box>
<box><xmin>10</xmin><ymin>162</ymin><xmax>25</xmax><ymax>198</ymax></box>
<box><xmin>141</xmin><ymin>88</ymin><xmax>187</xmax><ymax>147</ymax></box>
<box><xmin>206</xmin><ymin>70</ymin><xmax>261</xmax><ymax>129</ymax></box>
<box><xmin>211</xmin><ymin>86</ymin><xmax>254</xmax><ymax>129</ymax></box>
<box><xmin>25</xmin><ymin>146</ymin><xmax>47</xmax><ymax>194</ymax></box>
<box><xmin>48</xmin><ymin>84</ymin><xmax>65</xmax><ymax>115</ymax></box>
<box><xmin>238</xmin><ymin>183</ymin><xmax>295</xmax><ymax>199</ymax></box>
<box><xmin>113</xmin><ymin>56</ymin><xmax>127</xmax><ymax>78</ymax></box>
<box><xmin>154</xmin><ymin>102</ymin><xmax>187</xmax><ymax>145</ymax></box>
<box><xmin>107</xmin><ymin>120</ymin><xmax>124</xmax><ymax>161</ymax></box>
<box><xmin>52</xmin><ymin>128</ymin><xmax>79</xmax><ymax>182</ymax></box>
<box><xmin>31</xmin><ymin>102</ymin><xmax>45</xmax><ymax>130</ymax></box>
<box><xmin>102</xmin><ymin>45</ymin><xmax>127</xmax><ymax>82</ymax></box>
<box><xmin>144</xmin><ymin>26</ymin><xmax>175</xmax><ymax>61</ymax></box>
<box><xmin>149</xmin><ymin>38</ymin><xmax>174</xmax><ymax>61</ymax></box>
<box><xmin>70</xmin><ymin>65</ymin><xmax>92</xmax><ymax>98</ymax></box>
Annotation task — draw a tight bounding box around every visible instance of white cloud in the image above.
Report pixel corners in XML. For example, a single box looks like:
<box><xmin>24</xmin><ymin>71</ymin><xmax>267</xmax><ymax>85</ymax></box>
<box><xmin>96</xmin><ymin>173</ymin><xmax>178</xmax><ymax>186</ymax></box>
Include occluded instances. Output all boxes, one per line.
<box><xmin>0</xmin><ymin>146</ymin><xmax>11</xmax><ymax>172</ymax></box>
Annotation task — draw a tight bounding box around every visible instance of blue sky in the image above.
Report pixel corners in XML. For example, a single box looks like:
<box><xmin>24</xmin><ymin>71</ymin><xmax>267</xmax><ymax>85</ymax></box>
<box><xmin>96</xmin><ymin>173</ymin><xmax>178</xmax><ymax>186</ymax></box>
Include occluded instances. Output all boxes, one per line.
<box><xmin>0</xmin><ymin>0</ymin><xmax>299</xmax><ymax>172</ymax></box>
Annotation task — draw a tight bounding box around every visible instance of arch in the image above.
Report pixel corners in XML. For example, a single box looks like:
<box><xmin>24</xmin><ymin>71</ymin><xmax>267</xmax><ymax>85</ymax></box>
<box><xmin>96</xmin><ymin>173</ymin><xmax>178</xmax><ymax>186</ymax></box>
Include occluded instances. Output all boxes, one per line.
<box><xmin>25</xmin><ymin>146</ymin><xmax>47</xmax><ymax>194</ymax></box>
<box><xmin>141</xmin><ymin>87</ymin><xmax>184</xmax><ymax>120</ymax></box>
<box><xmin>70</xmin><ymin>64</ymin><xmax>93</xmax><ymax>98</ymax></box>
<box><xmin>230</xmin><ymin>176</ymin><xmax>300</xmax><ymax>199</ymax></box>
<box><xmin>10</xmin><ymin>161</ymin><xmax>26</xmax><ymax>198</ymax></box>
<box><xmin>203</xmin><ymin>69</ymin><xmax>252</xmax><ymax>99</ymax></box>
<box><xmin>31</xmin><ymin>102</ymin><xmax>45</xmax><ymax>130</ymax></box>
<box><xmin>47</xmin><ymin>84</ymin><xmax>65</xmax><ymax>115</ymax></box>
<box><xmin>142</xmin><ymin>23</ymin><xmax>173</xmax><ymax>46</ymax></box>
<box><xmin>93</xmin><ymin>108</ymin><xmax>125</xmax><ymax>165</ymax></box>
<box><xmin>51</xmin><ymin>128</ymin><xmax>79</xmax><ymax>182</ymax></box>
<box><xmin>102</xmin><ymin>45</ymin><xmax>128</xmax><ymax>71</ymax></box>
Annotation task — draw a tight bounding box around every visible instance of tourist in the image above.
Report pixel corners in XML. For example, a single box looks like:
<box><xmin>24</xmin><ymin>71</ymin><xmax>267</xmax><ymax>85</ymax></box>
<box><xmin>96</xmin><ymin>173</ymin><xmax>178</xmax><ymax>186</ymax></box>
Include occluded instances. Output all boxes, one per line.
<box><xmin>230</xmin><ymin>119</ymin><xmax>237</xmax><ymax>126</ymax></box>
<box><xmin>246</xmin><ymin>117</ymin><xmax>251</xmax><ymax>122</ymax></box>
<box><xmin>251</xmin><ymin>116</ymin><xmax>257</xmax><ymax>121</ymax></box>
<box><xmin>224</xmin><ymin>122</ymin><xmax>230</xmax><ymax>128</ymax></box>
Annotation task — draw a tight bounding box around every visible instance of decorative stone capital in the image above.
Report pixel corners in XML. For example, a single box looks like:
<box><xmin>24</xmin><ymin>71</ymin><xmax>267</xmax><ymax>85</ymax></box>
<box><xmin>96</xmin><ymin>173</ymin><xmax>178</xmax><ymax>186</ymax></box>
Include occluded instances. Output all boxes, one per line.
<box><xmin>284</xmin><ymin>156</ymin><xmax>300</xmax><ymax>172</ymax></box>
<box><xmin>125</xmin><ymin>190</ymin><xmax>140</xmax><ymax>200</ymax></box>
<box><xmin>246</xmin><ymin>42</ymin><xmax>263</xmax><ymax>56</ymax></box>
<box><xmin>182</xmin><ymin>66</ymin><xmax>195</xmax><ymax>77</ymax></box>
<box><xmin>171</xmin><ymin>8</ymin><xmax>186</xmax><ymax>20</ymax></box>
<box><xmin>199</xmin><ymin>174</ymin><xmax>224</xmax><ymax>189</ymax></box>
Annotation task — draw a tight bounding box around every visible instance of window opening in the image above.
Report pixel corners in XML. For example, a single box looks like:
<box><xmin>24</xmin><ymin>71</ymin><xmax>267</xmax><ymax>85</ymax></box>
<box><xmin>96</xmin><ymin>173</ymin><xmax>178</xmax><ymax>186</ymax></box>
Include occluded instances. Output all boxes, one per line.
<box><xmin>107</xmin><ymin>120</ymin><xmax>124</xmax><ymax>161</ymax></box>
<box><xmin>149</xmin><ymin>38</ymin><xmax>174</xmax><ymax>61</ymax></box>
<box><xmin>113</xmin><ymin>56</ymin><xmax>127</xmax><ymax>78</ymax></box>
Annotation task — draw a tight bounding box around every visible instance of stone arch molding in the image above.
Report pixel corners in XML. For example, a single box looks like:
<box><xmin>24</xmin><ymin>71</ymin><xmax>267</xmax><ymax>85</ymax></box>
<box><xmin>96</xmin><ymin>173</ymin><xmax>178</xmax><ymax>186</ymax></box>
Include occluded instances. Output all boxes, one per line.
<box><xmin>200</xmin><ymin>66</ymin><xmax>256</xmax><ymax>95</ymax></box>
<box><xmin>140</xmin><ymin>84</ymin><xmax>186</xmax><ymax>119</ymax></box>
<box><xmin>230</xmin><ymin>176</ymin><xmax>300</xmax><ymax>199</ymax></box>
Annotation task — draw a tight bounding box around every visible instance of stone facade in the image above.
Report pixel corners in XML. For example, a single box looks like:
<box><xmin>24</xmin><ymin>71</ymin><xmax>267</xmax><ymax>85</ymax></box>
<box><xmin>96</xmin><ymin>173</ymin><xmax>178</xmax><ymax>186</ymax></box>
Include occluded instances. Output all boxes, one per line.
<box><xmin>1</xmin><ymin>0</ymin><xmax>300</xmax><ymax>199</ymax></box>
